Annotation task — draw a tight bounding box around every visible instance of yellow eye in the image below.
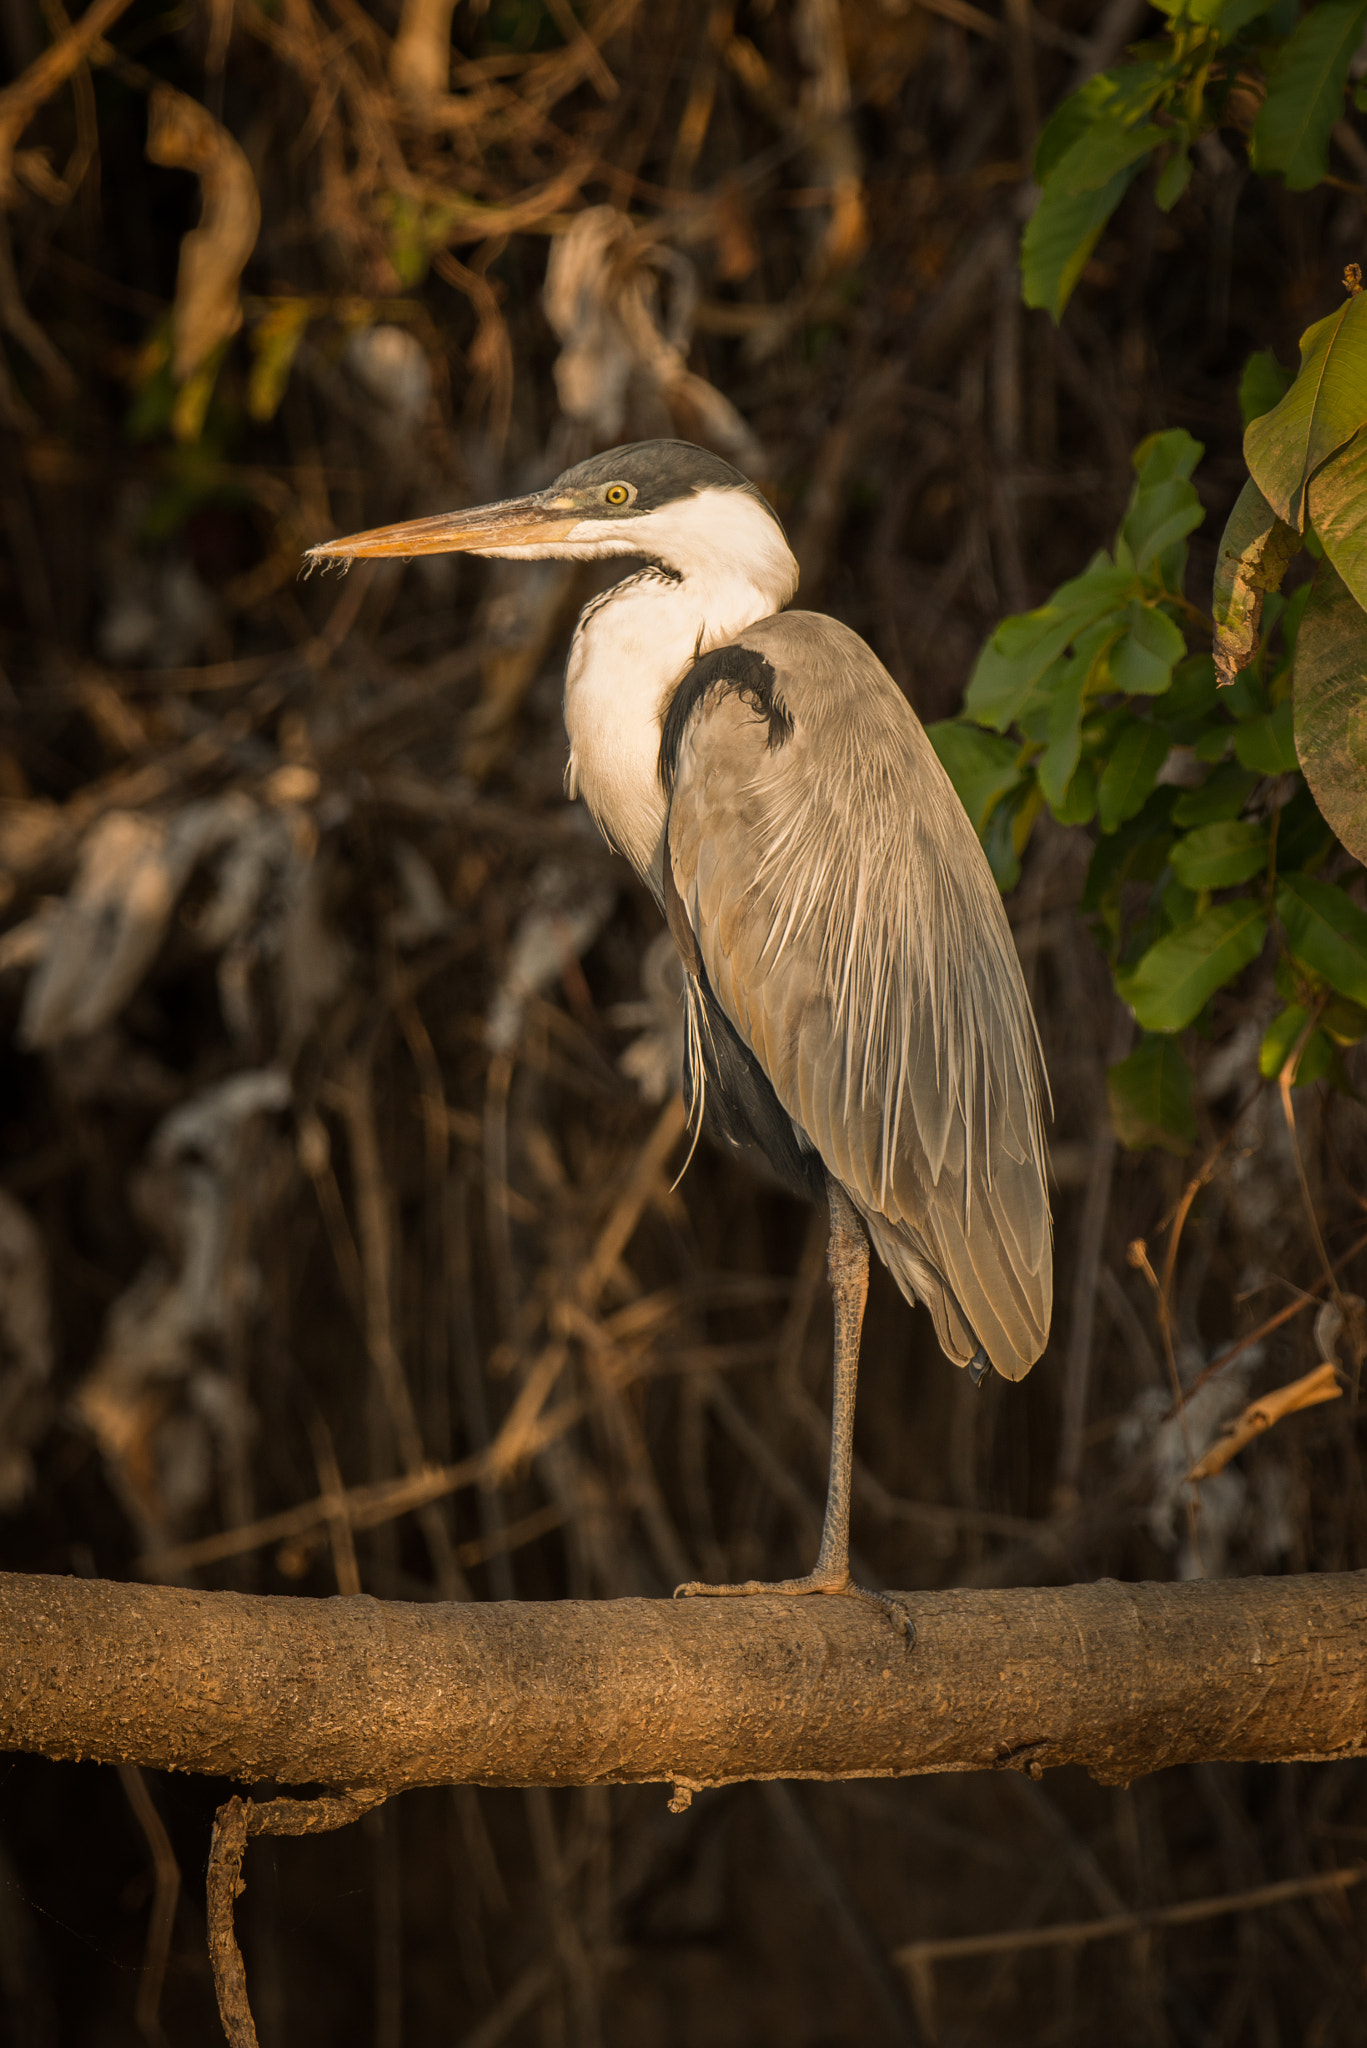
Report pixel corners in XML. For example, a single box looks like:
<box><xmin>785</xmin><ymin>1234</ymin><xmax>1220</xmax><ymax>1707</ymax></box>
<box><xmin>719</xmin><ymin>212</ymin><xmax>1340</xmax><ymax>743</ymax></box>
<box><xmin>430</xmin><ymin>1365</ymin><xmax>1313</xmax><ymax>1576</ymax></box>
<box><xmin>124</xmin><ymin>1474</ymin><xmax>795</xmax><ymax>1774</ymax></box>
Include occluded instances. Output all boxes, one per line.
<box><xmin>605</xmin><ymin>483</ymin><xmax>630</xmax><ymax>505</ymax></box>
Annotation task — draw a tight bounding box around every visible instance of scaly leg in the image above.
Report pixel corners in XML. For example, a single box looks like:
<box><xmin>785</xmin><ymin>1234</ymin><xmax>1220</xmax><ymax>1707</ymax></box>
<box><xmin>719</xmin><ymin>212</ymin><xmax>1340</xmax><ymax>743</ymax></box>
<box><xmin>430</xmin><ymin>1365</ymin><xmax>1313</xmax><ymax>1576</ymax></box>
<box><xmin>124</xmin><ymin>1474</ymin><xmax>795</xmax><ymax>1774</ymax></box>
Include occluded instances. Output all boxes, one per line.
<box><xmin>675</xmin><ymin>1179</ymin><xmax>911</xmax><ymax>1637</ymax></box>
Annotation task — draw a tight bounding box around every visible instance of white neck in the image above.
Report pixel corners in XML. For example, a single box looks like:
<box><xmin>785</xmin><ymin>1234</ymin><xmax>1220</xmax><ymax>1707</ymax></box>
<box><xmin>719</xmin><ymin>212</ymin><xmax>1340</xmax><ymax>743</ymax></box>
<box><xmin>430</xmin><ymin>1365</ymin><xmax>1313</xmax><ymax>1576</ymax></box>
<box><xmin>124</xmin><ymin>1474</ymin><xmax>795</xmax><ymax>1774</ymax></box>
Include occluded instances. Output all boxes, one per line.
<box><xmin>561</xmin><ymin>488</ymin><xmax>798</xmax><ymax>888</ymax></box>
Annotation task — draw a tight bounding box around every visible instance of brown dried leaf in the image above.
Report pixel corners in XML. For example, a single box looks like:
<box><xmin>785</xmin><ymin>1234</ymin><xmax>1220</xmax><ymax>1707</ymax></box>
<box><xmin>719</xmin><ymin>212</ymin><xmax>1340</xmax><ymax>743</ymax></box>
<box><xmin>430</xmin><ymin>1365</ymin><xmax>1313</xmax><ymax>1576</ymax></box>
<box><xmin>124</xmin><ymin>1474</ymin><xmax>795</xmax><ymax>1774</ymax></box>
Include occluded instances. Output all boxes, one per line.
<box><xmin>145</xmin><ymin>84</ymin><xmax>261</xmax><ymax>436</ymax></box>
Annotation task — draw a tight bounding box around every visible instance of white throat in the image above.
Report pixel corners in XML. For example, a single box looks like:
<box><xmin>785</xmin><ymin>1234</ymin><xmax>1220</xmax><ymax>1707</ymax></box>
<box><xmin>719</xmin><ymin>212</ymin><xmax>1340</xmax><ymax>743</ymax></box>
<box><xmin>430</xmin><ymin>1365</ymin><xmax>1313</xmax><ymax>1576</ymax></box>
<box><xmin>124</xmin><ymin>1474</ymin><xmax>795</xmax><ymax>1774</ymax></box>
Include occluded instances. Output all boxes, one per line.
<box><xmin>562</xmin><ymin>486</ymin><xmax>798</xmax><ymax>888</ymax></box>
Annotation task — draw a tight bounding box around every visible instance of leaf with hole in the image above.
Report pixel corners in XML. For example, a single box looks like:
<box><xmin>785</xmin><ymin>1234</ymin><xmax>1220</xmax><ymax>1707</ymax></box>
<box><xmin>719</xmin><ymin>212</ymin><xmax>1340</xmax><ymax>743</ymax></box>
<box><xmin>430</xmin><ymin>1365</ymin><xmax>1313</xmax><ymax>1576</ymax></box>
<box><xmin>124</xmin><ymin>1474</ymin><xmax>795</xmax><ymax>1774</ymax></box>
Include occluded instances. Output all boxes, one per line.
<box><xmin>1211</xmin><ymin>477</ymin><xmax>1301</xmax><ymax>686</ymax></box>
<box><xmin>1107</xmin><ymin>1034</ymin><xmax>1196</xmax><ymax>1154</ymax></box>
<box><xmin>1276</xmin><ymin>873</ymin><xmax>1367</xmax><ymax>1007</ymax></box>
<box><xmin>1118</xmin><ymin>900</ymin><xmax>1267</xmax><ymax>1031</ymax></box>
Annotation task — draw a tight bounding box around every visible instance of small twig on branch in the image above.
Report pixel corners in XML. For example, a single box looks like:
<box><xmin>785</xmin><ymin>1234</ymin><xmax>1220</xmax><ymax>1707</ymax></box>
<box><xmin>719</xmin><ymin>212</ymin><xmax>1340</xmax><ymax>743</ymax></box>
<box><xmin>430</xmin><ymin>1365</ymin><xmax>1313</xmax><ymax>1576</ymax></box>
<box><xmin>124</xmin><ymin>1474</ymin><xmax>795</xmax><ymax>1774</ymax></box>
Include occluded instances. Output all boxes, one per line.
<box><xmin>208</xmin><ymin>1787</ymin><xmax>388</xmax><ymax>2048</ymax></box>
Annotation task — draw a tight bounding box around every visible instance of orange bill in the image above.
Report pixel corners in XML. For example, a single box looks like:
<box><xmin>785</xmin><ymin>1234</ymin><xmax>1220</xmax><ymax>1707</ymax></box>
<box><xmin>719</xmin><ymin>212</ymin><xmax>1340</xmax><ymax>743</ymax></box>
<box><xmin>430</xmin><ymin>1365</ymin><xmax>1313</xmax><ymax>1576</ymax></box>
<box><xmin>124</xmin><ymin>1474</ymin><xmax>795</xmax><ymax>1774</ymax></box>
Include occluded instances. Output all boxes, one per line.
<box><xmin>304</xmin><ymin>493</ymin><xmax>582</xmax><ymax>565</ymax></box>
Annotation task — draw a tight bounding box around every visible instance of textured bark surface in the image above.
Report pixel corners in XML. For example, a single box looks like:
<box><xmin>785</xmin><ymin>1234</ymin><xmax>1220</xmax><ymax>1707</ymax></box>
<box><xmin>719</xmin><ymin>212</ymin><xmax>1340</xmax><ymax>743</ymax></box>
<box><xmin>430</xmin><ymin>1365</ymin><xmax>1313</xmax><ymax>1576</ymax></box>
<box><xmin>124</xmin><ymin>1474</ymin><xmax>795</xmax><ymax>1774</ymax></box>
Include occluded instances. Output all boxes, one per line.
<box><xmin>3</xmin><ymin>1570</ymin><xmax>1366</xmax><ymax>1790</ymax></box>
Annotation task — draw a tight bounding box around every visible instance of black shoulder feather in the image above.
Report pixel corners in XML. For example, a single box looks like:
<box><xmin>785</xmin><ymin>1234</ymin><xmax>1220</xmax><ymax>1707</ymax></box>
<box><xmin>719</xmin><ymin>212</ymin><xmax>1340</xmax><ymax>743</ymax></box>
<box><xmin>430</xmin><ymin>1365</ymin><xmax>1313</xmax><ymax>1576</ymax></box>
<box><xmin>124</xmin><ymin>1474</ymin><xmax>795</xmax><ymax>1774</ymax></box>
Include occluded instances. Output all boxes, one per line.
<box><xmin>658</xmin><ymin>645</ymin><xmax>792</xmax><ymax>794</ymax></box>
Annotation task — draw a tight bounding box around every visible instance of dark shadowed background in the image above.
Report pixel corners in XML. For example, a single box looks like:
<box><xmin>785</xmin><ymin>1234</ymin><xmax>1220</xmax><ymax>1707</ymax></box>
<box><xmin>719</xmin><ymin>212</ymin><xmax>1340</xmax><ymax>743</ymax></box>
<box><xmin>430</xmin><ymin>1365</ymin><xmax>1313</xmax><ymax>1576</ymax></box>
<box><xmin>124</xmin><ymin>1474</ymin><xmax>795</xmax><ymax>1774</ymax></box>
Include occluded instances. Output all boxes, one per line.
<box><xmin>2</xmin><ymin>1</ymin><xmax>1367</xmax><ymax>2043</ymax></box>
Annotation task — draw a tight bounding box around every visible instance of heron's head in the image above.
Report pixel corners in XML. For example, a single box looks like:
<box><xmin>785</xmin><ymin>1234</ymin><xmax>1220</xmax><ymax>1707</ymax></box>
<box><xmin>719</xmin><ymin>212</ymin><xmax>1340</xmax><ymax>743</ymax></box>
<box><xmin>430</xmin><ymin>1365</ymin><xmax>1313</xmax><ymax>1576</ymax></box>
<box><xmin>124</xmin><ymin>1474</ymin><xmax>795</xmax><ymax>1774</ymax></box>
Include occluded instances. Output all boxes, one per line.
<box><xmin>305</xmin><ymin>439</ymin><xmax>798</xmax><ymax>605</ymax></box>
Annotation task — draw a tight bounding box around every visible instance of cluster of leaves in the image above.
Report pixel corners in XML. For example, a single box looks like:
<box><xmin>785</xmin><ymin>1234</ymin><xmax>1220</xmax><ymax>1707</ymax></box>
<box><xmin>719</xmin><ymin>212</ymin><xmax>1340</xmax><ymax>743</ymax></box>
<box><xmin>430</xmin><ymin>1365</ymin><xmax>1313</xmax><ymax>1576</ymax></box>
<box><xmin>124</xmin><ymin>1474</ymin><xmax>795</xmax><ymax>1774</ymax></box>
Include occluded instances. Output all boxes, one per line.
<box><xmin>930</xmin><ymin>400</ymin><xmax>1367</xmax><ymax>1156</ymax></box>
<box><xmin>1024</xmin><ymin>0</ymin><xmax>1367</xmax><ymax>320</ymax></box>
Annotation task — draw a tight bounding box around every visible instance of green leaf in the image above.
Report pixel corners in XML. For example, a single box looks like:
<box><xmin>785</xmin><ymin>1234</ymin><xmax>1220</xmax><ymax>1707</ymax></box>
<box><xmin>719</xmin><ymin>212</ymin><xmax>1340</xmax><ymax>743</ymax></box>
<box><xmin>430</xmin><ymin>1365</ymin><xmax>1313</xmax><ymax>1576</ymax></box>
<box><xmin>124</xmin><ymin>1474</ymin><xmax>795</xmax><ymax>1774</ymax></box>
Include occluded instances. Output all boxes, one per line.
<box><xmin>1097</xmin><ymin>721</ymin><xmax>1171</xmax><ymax>832</ymax></box>
<box><xmin>1083</xmin><ymin>787</ymin><xmax>1178</xmax><ymax>914</ymax></box>
<box><xmin>1195</xmin><ymin>0</ymin><xmax>1282</xmax><ymax>31</ymax></box>
<box><xmin>965</xmin><ymin>568</ymin><xmax>1131</xmax><ymax>730</ymax></box>
<box><xmin>1021</xmin><ymin>163</ymin><xmax>1139</xmax><ymax>322</ymax></box>
<box><xmin>1050</xmin><ymin>118</ymin><xmax>1170</xmax><ymax>195</ymax></box>
<box><xmin>926</xmin><ymin>722</ymin><xmax>1023</xmax><ymax>832</ymax></box>
<box><xmin>1107</xmin><ymin>1035</ymin><xmax>1196</xmax><ymax>1154</ymax></box>
<box><xmin>1155</xmin><ymin>147</ymin><xmax>1192</xmax><ymax>211</ymax></box>
<box><xmin>1276</xmin><ymin>780</ymin><xmax>1338</xmax><ymax>871</ymax></box>
<box><xmin>1233</xmin><ymin>699</ymin><xmax>1298</xmax><ymax>772</ymax></box>
<box><xmin>247</xmin><ymin>298</ymin><xmax>315</xmax><ymax>423</ymax></box>
<box><xmin>1293</xmin><ymin>555</ymin><xmax>1367</xmax><ymax>865</ymax></box>
<box><xmin>1251</xmin><ymin>0</ymin><xmax>1367</xmax><ymax>191</ymax></box>
<box><xmin>1036</xmin><ymin>654</ymin><xmax>1092</xmax><ymax>807</ymax></box>
<box><xmin>1119</xmin><ymin>900</ymin><xmax>1268</xmax><ymax>1030</ymax></box>
<box><xmin>1169</xmin><ymin>818</ymin><xmax>1269</xmax><ymax>888</ymax></box>
<box><xmin>1110</xmin><ymin>602</ymin><xmax>1188</xmax><ymax>694</ymax></box>
<box><xmin>1244</xmin><ymin>289</ymin><xmax>1367</xmax><ymax>528</ymax></box>
<box><xmin>1277</xmin><ymin>872</ymin><xmax>1367</xmax><ymax>1006</ymax></box>
<box><xmin>1171</xmin><ymin>763</ymin><xmax>1260</xmax><ymax>826</ymax></box>
<box><xmin>1050</xmin><ymin>757</ymin><xmax>1098</xmax><ymax>826</ymax></box>
<box><xmin>1161</xmin><ymin>653</ymin><xmax>1221</xmax><ymax>736</ymax></box>
<box><xmin>1305</xmin><ymin>423</ymin><xmax>1367</xmax><ymax>611</ymax></box>
<box><xmin>1132</xmin><ymin>429</ymin><xmax>1204</xmax><ymax>489</ymax></box>
<box><xmin>1325</xmin><ymin>992</ymin><xmax>1367</xmax><ymax>1044</ymax></box>
<box><xmin>1240</xmin><ymin>349</ymin><xmax>1295</xmax><ymax>427</ymax></box>
<box><xmin>1122</xmin><ymin>475</ymin><xmax>1206</xmax><ymax>578</ymax></box>
<box><xmin>1259</xmin><ymin>1003</ymin><xmax>1334</xmax><ymax>1085</ymax></box>
<box><xmin>1211</xmin><ymin>477</ymin><xmax>1302</xmax><ymax>685</ymax></box>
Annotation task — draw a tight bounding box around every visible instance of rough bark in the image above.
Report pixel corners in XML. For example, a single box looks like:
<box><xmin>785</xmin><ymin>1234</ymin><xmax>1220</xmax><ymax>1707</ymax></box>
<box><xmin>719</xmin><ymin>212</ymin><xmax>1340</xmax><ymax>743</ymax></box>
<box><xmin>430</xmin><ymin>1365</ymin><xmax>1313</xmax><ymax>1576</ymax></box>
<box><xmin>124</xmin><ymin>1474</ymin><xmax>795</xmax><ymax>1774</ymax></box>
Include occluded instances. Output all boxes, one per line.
<box><xmin>2</xmin><ymin>1570</ymin><xmax>1365</xmax><ymax>1793</ymax></box>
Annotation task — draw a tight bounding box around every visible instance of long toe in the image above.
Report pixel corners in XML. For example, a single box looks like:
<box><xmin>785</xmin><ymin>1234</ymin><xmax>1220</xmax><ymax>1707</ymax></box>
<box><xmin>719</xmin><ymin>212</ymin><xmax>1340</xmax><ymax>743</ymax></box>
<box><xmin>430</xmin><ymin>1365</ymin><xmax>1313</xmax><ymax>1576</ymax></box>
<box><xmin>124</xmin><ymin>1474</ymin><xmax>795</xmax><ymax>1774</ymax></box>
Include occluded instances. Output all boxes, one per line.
<box><xmin>673</xmin><ymin>1573</ymin><xmax>914</xmax><ymax>1641</ymax></box>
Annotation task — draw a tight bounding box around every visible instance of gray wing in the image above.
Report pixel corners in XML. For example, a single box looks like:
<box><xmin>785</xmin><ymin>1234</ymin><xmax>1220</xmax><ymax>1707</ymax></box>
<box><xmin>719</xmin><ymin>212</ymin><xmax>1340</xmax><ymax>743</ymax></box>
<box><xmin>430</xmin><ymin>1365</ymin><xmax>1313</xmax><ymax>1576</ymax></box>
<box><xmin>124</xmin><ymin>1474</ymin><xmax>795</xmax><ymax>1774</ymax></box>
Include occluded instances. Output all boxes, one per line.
<box><xmin>664</xmin><ymin>611</ymin><xmax>1052</xmax><ymax>1380</ymax></box>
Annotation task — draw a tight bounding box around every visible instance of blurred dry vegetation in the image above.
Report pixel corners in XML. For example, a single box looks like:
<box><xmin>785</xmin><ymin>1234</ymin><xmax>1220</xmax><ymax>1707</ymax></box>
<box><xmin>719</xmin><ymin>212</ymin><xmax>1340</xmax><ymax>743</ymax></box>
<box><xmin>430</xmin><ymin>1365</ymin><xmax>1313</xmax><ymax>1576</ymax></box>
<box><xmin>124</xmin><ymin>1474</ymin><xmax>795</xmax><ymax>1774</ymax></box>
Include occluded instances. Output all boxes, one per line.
<box><xmin>2</xmin><ymin>0</ymin><xmax>1367</xmax><ymax>2043</ymax></box>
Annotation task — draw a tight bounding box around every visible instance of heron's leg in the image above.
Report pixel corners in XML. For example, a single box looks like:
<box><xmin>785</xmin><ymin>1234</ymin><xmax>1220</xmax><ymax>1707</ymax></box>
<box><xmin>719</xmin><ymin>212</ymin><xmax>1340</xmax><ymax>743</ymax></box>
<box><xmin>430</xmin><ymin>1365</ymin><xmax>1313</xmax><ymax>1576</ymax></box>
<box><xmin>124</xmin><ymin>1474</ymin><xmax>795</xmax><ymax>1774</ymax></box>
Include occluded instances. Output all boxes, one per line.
<box><xmin>674</xmin><ymin>1180</ymin><xmax>911</xmax><ymax>1637</ymax></box>
<box><xmin>807</xmin><ymin>1178</ymin><xmax>867</xmax><ymax>1583</ymax></box>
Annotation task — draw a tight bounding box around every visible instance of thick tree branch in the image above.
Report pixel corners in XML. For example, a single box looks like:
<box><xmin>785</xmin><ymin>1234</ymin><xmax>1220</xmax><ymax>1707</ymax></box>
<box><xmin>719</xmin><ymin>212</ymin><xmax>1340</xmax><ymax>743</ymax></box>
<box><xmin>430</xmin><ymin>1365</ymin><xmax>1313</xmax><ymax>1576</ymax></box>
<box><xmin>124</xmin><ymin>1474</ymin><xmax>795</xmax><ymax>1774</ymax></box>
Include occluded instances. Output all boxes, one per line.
<box><xmin>3</xmin><ymin>1569</ymin><xmax>1366</xmax><ymax>1791</ymax></box>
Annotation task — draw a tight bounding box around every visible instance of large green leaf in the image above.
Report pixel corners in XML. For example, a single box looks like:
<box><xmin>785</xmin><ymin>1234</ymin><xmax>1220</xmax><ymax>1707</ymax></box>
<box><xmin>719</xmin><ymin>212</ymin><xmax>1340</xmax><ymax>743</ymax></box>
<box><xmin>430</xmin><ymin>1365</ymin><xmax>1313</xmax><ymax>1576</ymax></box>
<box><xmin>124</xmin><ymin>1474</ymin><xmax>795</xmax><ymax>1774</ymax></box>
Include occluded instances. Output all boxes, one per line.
<box><xmin>1293</xmin><ymin>555</ymin><xmax>1367</xmax><ymax>865</ymax></box>
<box><xmin>1107</xmin><ymin>1034</ymin><xmax>1196</xmax><ymax>1154</ymax></box>
<box><xmin>926</xmin><ymin>722</ymin><xmax>1022</xmax><ymax>833</ymax></box>
<box><xmin>1097</xmin><ymin>722</ymin><xmax>1170</xmax><ymax>833</ymax></box>
<box><xmin>1211</xmin><ymin>477</ymin><xmax>1301</xmax><ymax>685</ymax></box>
<box><xmin>1119</xmin><ymin>900</ymin><xmax>1268</xmax><ymax>1030</ymax></box>
<box><xmin>1169</xmin><ymin>819</ymin><xmax>1269</xmax><ymax>889</ymax></box>
<box><xmin>1277</xmin><ymin>872</ymin><xmax>1367</xmax><ymax>1006</ymax></box>
<box><xmin>1244</xmin><ymin>290</ymin><xmax>1367</xmax><ymax>528</ymax></box>
<box><xmin>1251</xmin><ymin>0</ymin><xmax>1367</xmax><ymax>191</ymax></box>
<box><xmin>1305</xmin><ymin>424</ymin><xmax>1367</xmax><ymax>611</ymax></box>
<box><xmin>1021</xmin><ymin>164</ymin><xmax>1140</xmax><ymax>323</ymax></box>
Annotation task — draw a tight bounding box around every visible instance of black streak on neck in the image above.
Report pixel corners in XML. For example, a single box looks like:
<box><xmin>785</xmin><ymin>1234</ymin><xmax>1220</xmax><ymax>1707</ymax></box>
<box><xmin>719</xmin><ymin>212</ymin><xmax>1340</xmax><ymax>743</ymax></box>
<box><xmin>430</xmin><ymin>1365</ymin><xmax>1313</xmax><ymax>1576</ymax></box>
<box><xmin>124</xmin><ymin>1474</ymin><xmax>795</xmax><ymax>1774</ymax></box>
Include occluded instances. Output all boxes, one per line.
<box><xmin>658</xmin><ymin>644</ymin><xmax>792</xmax><ymax>795</ymax></box>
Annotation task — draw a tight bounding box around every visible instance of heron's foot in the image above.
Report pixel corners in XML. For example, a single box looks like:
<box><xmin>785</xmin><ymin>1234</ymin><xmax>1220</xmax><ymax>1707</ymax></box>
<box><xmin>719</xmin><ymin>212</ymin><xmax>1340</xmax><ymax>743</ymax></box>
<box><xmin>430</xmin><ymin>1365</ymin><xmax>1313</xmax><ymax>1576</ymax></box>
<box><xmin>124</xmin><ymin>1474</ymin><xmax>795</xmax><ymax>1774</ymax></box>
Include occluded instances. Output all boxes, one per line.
<box><xmin>673</xmin><ymin>1569</ymin><xmax>914</xmax><ymax>1642</ymax></box>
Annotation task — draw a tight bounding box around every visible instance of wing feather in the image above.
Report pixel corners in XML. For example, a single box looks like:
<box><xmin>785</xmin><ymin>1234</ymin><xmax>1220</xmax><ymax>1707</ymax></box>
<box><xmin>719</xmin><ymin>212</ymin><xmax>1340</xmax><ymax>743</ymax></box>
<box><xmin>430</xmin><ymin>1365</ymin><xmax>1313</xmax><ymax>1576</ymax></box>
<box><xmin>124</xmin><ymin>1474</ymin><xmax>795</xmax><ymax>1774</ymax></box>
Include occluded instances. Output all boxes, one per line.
<box><xmin>665</xmin><ymin>611</ymin><xmax>1052</xmax><ymax>1379</ymax></box>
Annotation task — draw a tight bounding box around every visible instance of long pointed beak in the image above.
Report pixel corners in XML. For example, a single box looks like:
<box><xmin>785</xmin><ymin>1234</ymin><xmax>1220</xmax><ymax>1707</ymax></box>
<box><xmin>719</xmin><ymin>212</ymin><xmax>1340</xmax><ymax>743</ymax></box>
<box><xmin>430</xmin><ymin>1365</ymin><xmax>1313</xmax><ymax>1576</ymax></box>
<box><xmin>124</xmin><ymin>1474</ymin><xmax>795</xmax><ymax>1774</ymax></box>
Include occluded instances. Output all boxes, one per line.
<box><xmin>304</xmin><ymin>492</ymin><xmax>583</xmax><ymax>565</ymax></box>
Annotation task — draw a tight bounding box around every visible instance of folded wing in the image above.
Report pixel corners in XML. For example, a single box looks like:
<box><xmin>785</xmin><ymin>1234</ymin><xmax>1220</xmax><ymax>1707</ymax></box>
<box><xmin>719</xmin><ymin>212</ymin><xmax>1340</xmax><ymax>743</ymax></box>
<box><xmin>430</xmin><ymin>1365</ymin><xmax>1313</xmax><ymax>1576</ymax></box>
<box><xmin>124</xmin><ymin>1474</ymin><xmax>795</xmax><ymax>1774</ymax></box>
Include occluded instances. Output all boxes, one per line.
<box><xmin>664</xmin><ymin>611</ymin><xmax>1052</xmax><ymax>1379</ymax></box>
